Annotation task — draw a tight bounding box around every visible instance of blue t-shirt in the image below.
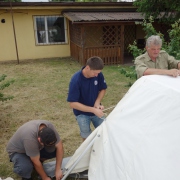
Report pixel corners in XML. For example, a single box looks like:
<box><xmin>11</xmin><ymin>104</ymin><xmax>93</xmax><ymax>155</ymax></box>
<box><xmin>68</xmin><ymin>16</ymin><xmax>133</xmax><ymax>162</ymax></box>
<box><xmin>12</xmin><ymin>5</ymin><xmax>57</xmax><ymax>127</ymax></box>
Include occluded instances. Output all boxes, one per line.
<box><xmin>67</xmin><ymin>68</ymin><xmax>107</xmax><ymax>116</ymax></box>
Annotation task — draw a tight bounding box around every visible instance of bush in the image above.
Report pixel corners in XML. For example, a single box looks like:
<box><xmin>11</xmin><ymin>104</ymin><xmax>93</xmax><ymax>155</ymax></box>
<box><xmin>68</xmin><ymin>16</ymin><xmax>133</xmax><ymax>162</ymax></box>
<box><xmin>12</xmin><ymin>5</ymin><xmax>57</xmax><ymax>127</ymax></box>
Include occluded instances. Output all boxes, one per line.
<box><xmin>0</xmin><ymin>74</ymin><xmax>14</xmax><ymax>102</ymax></box>
<box><xmin>166</xmin><ymin>19</ymin><xmax>180</xmax><ymax>59</ymax></box>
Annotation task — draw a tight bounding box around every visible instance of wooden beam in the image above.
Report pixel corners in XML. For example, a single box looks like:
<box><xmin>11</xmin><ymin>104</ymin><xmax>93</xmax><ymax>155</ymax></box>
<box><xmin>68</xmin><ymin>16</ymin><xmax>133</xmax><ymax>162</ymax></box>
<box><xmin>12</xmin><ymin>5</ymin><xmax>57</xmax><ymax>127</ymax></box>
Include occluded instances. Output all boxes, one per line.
<box><xmin>120</xmin><ymin>24</ymin><xmax>124</xmax><ymax>64</ymax></box>
<box><xmin>81</xmin><ymin>25</ymin><xmax>85</xmax><ymax>65</ymax></box>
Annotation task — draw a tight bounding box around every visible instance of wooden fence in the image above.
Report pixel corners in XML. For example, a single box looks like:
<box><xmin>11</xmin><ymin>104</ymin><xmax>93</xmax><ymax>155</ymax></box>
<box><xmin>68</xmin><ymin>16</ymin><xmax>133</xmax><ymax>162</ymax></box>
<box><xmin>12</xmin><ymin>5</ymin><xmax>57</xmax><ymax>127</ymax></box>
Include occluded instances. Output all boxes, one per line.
<box><xmin>70</xmin><ymin>42</ymin><xmax>121</xmax><ymax>65</ymax></box>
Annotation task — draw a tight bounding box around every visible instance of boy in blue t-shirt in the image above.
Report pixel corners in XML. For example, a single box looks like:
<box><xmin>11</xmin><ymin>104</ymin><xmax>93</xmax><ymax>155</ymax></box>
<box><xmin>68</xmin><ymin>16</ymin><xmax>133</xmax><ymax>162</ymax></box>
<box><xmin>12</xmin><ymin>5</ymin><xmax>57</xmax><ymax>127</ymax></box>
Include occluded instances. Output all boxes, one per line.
<box><xmin>67</xmin><ymin>56</ymin><xmax>107</xmax><ymax>140</ymax></box>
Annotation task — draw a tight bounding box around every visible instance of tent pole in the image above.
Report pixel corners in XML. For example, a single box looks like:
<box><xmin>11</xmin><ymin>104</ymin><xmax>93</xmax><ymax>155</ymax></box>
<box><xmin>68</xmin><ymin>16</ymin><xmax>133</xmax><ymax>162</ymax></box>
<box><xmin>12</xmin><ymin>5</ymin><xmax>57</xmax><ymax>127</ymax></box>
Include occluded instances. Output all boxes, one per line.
<box><xmin>62</xmin><ymin>134</ymin><xmax>99</xmax><ymax>180</ymax></box>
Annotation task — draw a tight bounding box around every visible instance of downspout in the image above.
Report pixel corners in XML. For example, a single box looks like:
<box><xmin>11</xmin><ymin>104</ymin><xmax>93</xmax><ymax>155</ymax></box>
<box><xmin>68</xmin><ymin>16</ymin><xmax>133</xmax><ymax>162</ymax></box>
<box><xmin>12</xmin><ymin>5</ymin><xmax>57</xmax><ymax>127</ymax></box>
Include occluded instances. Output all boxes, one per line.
<box><xmin>9</xmin><ymin>0</ymin><xmax>19</xmax><ymax>64</ymax></box>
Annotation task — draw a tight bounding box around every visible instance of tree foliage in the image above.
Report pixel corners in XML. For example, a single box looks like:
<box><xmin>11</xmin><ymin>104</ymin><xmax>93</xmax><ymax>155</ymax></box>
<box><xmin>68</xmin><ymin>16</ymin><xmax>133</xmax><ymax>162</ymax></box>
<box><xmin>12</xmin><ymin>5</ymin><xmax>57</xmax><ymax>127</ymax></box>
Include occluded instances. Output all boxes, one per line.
<box><xmin>49</xmin><ymin>0</ymin><xmax>117</xmax><ymax>2</ymax></box>
<box><xmin>133</xmin><ymin>0</ymin><xmax>180</xmax><ymax>23</ymax></box>
<box><xmin>0</xmin><ymin>74</ymin><xmax>14</xmax><ymax>102</ymax></box>
<box><xmin>49</xmin><ymin>0</ymin><xmax>73</xmax><ymax>1</ymax></box>
<box><xmin>166</xmin><ymin>20</ymin><xmax>180</xmax><ymax>59</ymax></box>
<box><xmin>2</xmin><ymin>0</ymin><xmax>21</xmax><ymax>2</ymax></box>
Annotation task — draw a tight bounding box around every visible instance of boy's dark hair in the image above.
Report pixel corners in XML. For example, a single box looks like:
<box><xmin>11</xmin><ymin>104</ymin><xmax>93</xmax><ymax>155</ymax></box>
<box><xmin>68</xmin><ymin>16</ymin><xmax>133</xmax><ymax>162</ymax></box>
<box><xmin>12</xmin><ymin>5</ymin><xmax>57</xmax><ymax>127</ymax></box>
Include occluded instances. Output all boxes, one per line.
<box><xmin>86</xmin><ymin>56</ymin><xmax>104</xmax><ymax>70</ymax></box>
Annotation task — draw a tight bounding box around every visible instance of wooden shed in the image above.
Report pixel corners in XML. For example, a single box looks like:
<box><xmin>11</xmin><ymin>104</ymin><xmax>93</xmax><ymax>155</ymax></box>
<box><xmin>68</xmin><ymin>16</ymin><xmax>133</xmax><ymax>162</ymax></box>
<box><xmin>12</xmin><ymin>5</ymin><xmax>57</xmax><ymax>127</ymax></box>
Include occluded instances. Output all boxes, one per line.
<box><xmin>63</xmin><ymin>11</ymin><xmax>144</xmax><ymax>65</ymax></box>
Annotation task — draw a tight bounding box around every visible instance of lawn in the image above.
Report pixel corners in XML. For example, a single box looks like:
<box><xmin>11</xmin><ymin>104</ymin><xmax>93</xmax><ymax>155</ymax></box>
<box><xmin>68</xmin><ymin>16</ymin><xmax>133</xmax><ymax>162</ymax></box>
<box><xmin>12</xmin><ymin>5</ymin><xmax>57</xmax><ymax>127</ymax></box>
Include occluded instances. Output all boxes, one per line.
<box><xmin>0</xmin><ymin>57</ymin><xmax>135</xmax><ymax>179</ymax></box>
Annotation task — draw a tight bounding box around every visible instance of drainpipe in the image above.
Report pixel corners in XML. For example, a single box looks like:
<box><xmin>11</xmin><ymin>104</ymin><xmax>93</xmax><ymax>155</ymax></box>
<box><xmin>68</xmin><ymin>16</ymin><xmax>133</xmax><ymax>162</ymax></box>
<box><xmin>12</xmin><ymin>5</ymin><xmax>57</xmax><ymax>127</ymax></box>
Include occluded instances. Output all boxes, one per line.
<box><xmin>9</xmin><ymin>0</ymin><xmax>19</xmax><ymax>64</ymax></box>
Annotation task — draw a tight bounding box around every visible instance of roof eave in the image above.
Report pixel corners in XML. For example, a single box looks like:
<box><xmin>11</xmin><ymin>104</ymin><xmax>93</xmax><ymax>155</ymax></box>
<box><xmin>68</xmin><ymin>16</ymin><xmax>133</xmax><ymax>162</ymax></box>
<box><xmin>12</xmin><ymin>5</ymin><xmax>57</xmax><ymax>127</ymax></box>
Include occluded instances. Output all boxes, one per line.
<box><xmin>70</xmin><ymin>20</ymin><xmax>143</xmax><ymax>24</ymax></box>
<box><xmin>0</xmin><ymin>1</ymin><xmax>134</xmax><ymax>7</ymax></box>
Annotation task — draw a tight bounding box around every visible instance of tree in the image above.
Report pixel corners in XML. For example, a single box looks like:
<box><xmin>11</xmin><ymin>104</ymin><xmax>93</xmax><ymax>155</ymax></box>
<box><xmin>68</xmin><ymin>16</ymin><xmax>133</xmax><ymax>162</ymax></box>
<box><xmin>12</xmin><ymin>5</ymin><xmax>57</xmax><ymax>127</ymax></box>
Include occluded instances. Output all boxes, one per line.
<box><xmin>133</xmin><ymin>0</ymin><xmax>180</xmax><ymax>23</ymax></box>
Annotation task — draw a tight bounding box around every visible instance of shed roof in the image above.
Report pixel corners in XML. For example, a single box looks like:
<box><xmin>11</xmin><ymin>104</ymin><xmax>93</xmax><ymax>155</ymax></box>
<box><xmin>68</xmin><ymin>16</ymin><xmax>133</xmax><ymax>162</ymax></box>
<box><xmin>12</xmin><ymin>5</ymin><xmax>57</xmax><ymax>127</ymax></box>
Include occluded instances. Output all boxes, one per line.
<box><xmin>63</xmin><ymin>12</ymin><xmax>144</xmax><ymax>23</ymax></box>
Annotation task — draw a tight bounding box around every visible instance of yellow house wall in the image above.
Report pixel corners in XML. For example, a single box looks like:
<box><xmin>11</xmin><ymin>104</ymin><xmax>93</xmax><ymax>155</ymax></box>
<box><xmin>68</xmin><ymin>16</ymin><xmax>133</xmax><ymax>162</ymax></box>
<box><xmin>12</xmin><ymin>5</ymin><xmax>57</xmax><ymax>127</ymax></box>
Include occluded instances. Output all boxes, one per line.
<box><xmin>0</xmin><ymin>9</ymin><xmax>70</xmax><ymax>62</ymax></box>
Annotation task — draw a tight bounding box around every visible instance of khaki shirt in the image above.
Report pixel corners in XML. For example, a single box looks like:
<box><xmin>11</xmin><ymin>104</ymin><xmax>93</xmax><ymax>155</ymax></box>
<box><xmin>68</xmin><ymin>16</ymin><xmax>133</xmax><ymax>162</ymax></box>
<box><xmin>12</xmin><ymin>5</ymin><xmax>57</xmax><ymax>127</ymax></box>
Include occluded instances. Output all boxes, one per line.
<box><xmin>135</xmin><ymin>50</ymin><xmax>180</xmax><ymax>79</ymax></box>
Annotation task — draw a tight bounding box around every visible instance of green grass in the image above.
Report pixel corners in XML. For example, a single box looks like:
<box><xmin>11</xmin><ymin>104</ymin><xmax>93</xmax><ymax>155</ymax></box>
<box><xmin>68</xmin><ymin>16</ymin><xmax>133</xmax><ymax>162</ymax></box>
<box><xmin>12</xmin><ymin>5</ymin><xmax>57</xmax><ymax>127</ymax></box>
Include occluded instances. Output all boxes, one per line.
<box><xmin>0</xmin><ymin>58</ymin><xmax>135</xmax><ymax>179</ymax></box>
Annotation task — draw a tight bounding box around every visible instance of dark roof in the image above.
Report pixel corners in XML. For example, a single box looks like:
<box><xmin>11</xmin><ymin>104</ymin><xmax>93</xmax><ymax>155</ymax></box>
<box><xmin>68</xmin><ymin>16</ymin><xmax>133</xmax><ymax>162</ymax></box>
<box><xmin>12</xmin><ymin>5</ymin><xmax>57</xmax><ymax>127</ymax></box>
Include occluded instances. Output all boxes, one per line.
<box><xmin>63</xmin><ymin>12</ymin><xmax>144</xmax><ymax>23</ymax></box>
<box><xmin>0</xmin><ymin>2</ymin><xmax>134</xmax><ymax>8</ymax></box>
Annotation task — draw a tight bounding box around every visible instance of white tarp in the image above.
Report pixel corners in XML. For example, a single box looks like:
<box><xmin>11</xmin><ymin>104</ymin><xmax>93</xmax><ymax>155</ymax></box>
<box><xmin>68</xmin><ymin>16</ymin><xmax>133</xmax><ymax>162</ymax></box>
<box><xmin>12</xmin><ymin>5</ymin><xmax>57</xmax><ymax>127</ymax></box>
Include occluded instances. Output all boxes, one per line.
<box><xmin>64</xmin><ymin>75</ymin><xmax>180</xmax><ymax>180</ymax></box>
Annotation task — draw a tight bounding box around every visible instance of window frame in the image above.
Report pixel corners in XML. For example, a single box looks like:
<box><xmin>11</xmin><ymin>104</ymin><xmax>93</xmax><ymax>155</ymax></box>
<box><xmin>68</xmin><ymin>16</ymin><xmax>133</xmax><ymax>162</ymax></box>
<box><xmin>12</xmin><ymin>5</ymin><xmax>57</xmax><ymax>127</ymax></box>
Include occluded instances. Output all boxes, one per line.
<box><xmin>33</xmin><ymin>15</ymin><xmax>68</xmax><ymax>45</ymax></box>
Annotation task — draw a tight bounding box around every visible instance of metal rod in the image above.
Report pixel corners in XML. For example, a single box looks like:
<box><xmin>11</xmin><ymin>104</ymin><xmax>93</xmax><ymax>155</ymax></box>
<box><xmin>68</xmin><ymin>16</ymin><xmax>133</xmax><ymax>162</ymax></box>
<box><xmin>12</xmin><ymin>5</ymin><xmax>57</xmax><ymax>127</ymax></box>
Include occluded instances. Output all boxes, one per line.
<box><xmin>9</xmin><ymin>0</ymin><xmax>19</xmax><ymax>64</ymax></box>
<box><xmin>62</xmin><ymin>135</ymin><xmax>98</xmax><ymax>180</ymax></box>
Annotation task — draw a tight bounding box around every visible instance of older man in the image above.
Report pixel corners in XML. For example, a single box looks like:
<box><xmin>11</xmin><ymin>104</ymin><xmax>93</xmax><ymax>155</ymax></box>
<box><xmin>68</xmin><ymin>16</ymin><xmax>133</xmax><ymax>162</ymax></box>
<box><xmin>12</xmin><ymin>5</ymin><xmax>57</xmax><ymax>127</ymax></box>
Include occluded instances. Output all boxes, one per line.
<box><xmin>135</xmin><ymin>35</ymin><xmax>180</xmax><ymax>79</ymax></box>
<box><xmin>6</xmin><ymin>120</ymin><xmax>64</xmax><ymax>180</ymax></box>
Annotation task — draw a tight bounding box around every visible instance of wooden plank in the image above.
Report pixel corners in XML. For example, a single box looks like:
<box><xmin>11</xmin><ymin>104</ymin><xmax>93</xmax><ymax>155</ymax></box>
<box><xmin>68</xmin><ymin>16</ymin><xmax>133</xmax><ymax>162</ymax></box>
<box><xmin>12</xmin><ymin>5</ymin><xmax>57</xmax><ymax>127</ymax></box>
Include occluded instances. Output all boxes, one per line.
<box><xmin>81</xmin><ymin>46</ymin><xmax>121</xmax><ymax>65</ymax></box>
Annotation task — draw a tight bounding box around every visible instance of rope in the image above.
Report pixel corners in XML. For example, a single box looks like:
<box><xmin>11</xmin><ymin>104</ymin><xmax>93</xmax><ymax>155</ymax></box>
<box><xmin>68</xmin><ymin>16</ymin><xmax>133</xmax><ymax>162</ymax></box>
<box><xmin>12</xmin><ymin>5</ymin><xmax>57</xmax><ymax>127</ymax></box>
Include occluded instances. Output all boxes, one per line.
<box><xmin>103</xmin><ymin>105</ymin><xmax>116</xmax><ymax>112</ymax></box>
<box><xmin>75</xmin><ymin>173</ymin><xmax>80</xmax><ymax>180</ymax></box>
<box><xmin>99</xmin><ymin>105</ymin><xmax>116</xmax><ymax>119</ymax></box>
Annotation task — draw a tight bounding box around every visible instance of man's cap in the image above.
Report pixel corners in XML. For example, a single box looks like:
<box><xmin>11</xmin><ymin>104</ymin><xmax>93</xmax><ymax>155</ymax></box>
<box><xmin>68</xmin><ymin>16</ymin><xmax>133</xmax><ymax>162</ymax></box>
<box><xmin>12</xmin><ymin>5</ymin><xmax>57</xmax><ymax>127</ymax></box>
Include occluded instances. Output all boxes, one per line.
<box><xmin>38</xmin><ymin>127</ymin><xmax>57</xmax><ymax>153</ymax></box>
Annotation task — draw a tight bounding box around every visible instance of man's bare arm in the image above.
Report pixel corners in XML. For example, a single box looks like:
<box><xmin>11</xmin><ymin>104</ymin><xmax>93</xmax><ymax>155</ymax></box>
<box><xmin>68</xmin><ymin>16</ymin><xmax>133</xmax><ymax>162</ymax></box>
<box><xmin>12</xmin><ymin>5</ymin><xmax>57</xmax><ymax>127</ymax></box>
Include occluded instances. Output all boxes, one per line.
<box><xmin>55</xmin><ymin>141</ymin><xmax>64</xmax><ymax>180</ymax></box>
<box><xmin>143</xmin><ymin>68</ymin><xmax>180</xmax><ymax>77</ymax></box>
<box><xmin>69</xmin><ymin>102</ymin><xmax>104</xmax><ymax>118</ymax></box>
<box><xmin>30</xmin><ymin>156</ymin><xmax>51</xmax><ymax>180</ymax></box>
<box><xmin>94</xmin><ymin>89</ymin><xmax>106</xmax><ymax>109</ymax></box>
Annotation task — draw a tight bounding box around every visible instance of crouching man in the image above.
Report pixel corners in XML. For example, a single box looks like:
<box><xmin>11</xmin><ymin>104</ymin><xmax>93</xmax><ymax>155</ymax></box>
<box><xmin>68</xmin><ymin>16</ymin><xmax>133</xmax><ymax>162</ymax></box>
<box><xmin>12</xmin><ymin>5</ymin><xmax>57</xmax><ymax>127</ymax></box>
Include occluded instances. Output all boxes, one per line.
<box><xmin>6</xmin><ymin>120</ymin><xmax>64</xmax><ymax>180</ymax></box>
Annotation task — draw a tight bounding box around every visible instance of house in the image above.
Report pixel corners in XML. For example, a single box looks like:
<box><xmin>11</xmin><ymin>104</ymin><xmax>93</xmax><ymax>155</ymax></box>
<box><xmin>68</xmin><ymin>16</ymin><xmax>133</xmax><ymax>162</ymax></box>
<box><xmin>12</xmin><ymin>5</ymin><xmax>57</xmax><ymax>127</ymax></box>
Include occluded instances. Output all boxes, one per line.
<box><xmin>0</xmin><ymin>2</ymin><xmax>169</xmax><ymax>65</ymax></box>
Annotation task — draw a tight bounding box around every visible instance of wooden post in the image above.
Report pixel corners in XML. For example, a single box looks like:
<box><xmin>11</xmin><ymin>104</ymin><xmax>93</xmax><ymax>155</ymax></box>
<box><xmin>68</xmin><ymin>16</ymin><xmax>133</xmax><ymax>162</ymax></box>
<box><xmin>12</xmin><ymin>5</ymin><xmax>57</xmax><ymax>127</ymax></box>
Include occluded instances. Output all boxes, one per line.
<box><xmin>81</xmin><ymin>25</ymin><xmax>85</xmax><ymax>65</ymax></box>
<box><xmin>120</xmin><ymin>25</ymin><xmax>124</xmax><ymax>64</ymax></box>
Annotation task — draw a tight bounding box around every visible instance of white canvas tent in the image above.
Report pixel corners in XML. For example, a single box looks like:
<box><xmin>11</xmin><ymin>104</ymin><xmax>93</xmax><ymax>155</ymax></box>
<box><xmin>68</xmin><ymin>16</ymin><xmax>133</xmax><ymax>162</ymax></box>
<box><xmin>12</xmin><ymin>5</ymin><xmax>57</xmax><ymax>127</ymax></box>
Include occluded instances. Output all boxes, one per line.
<box><xmin>63</xmin><ymin>75</ymin><xmax>180</xmax><ymax>180</ymax></box>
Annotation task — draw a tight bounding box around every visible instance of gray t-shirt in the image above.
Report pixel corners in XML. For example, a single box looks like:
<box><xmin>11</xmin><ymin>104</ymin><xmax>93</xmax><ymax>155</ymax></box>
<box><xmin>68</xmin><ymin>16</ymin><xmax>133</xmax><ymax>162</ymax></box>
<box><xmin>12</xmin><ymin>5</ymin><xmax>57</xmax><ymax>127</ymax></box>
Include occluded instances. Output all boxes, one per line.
<box><xmin>6</xmin><ymin>120</ymin><xmax>60</xmax><ymax>157</ymax></box>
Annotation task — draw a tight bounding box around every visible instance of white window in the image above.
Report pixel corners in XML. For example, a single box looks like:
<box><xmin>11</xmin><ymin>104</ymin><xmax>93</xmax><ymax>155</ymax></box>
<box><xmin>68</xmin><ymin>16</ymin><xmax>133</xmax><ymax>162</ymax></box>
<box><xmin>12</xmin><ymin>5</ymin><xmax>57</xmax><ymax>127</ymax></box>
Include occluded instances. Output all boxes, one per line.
<box><xmin>34</xmin><ymin>16</ymin><xmax>67</xmax><ymax>45</ymax></box>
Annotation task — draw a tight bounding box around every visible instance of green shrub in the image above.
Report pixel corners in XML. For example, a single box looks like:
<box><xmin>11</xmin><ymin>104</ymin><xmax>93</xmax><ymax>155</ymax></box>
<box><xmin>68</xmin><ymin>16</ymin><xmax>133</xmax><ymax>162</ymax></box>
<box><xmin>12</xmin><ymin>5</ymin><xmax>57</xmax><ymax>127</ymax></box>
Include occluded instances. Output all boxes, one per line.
<box><xmin>0</xmin><ymin>74</ymin><xmax>14</xmax><ymax>102</ymax></box>
<box><xmin>166</xmin><ymin>19</ymin><xmax>180</xmax><ymax>59</ymax></box>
